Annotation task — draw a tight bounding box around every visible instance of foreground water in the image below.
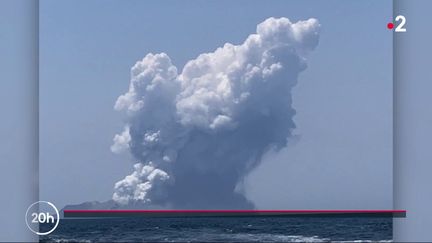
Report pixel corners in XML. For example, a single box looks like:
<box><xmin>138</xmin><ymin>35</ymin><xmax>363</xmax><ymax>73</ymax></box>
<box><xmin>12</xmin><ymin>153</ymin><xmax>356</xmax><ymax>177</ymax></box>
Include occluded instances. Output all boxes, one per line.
<box><xmin>40</xmin><ymin>217</ymin><xmax>392</xmax><ymax>242</ymax></box>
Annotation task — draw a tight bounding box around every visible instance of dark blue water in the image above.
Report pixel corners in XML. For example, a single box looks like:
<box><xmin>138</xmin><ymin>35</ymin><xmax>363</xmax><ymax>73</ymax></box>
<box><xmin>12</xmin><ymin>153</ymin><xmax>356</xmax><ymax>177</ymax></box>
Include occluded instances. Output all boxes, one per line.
<box><xmin>40</xmin><ymin>217</ymin><xmax>392</xmax><ymax>242</ymax></box>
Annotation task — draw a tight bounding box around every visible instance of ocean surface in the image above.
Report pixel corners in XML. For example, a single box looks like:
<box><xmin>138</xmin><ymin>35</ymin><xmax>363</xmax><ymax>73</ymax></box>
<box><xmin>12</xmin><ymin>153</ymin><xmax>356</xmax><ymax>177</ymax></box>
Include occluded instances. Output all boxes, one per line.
<box><xmin>40</xmin><ymin>217</ymin><xmax>392</xmax><ymax>242</ymax></box>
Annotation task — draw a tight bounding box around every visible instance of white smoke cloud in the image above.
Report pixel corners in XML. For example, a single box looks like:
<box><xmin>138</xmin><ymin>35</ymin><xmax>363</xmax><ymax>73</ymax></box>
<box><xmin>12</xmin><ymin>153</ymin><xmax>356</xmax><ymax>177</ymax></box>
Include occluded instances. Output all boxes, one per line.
<box><xmin>112</xmin><ymin>17</ymin><xmax>320</xmax><ymax>208</ymax></box>
<box><xmin>110</xmin><ymin>126</ymin><xmax>131</xmax><ymax>154</ymax></box>
<box><xmin>113</xmin><ymin>162</ymin><xmax>170</xmax><ymax>205</ymax></box>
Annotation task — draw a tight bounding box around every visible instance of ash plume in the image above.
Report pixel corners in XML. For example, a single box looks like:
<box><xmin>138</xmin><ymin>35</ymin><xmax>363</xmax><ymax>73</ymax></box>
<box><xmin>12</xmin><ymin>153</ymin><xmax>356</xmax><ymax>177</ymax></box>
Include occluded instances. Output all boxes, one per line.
<box><xmin>111</xmin><ymin>17</ymin><xmax>320</xmax><ymax>209</ymax></box>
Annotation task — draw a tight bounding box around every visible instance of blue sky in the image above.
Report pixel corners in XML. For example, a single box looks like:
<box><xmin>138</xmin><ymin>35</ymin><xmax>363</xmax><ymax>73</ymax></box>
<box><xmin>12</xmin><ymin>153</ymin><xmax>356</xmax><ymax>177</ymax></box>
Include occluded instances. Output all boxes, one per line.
<box><xmin>39</xmin><ymin>0</ymin><xmax>393</xmax><ymax>209</ymax></box>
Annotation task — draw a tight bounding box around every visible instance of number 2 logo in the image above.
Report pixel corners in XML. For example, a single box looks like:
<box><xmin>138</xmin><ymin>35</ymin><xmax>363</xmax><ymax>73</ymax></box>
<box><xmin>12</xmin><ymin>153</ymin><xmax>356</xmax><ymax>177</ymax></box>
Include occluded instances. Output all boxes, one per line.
<box><xmin>395</xmin><ymin>15</ymin><xmax>407</xmax><ymax>32</ymax></box>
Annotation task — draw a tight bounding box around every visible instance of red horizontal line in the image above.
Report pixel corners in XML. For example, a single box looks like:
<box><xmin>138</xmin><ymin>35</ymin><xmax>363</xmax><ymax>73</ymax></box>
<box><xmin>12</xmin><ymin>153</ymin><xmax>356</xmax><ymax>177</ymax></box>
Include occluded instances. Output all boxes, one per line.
<box><xmin>64</xmin><ymin>209</ymin><xmax>406</xmax><ymax>214</ymax></box>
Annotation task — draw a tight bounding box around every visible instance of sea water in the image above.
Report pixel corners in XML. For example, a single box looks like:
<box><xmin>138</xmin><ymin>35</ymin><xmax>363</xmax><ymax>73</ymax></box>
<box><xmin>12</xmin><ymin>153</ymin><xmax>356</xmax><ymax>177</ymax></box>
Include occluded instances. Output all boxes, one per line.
<box><xmin>40</xmin><ymin>216</ymin><xmax>392</xmax><ymax>242</ymax></box>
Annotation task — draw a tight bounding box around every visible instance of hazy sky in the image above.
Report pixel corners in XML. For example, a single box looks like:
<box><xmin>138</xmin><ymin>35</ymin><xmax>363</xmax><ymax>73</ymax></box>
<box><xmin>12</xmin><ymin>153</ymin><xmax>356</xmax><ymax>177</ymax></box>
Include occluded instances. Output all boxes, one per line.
<box><xmin>40</xmin><ymin>0</ymin><xmax>392</xmax><ymax>210</ymax></box>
